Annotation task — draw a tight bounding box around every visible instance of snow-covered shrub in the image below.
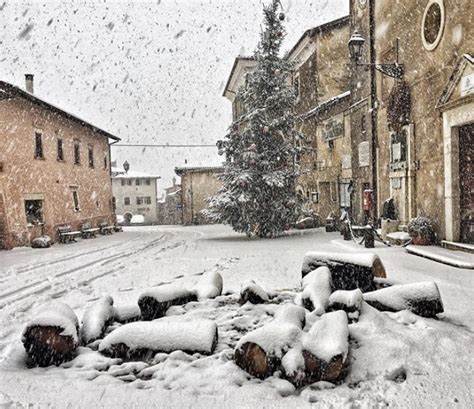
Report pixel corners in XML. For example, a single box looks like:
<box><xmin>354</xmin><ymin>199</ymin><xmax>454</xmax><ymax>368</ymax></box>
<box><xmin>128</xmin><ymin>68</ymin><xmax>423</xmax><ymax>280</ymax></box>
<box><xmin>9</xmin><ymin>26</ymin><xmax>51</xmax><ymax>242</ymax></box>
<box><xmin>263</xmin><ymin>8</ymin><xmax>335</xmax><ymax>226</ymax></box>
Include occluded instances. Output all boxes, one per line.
<box><xmin>407</xmin><ymin>216</ymin><xmax>435</xmax><ymax>245</ymax></box>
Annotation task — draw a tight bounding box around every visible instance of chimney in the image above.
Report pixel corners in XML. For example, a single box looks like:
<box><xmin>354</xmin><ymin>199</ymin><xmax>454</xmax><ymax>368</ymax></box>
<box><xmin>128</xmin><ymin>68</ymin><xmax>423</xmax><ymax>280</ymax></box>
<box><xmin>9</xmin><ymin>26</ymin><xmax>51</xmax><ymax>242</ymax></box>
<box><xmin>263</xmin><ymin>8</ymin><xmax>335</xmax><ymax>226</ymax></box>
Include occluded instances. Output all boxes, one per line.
<box><xmin>25</xmin><ymin>74</ymin><xmax>34</xmax><ymax>93</ymax></box>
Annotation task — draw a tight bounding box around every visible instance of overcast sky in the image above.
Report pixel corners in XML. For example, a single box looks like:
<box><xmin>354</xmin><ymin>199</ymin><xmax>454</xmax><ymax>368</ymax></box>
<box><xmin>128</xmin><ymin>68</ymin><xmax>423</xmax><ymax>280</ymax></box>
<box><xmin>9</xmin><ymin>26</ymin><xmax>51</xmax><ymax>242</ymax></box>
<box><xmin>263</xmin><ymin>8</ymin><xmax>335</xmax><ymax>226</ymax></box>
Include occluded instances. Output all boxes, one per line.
<box><xmin>1</xmin><ymin>0</ymin><xmax>348</xmax><ymax>194</ymax></box>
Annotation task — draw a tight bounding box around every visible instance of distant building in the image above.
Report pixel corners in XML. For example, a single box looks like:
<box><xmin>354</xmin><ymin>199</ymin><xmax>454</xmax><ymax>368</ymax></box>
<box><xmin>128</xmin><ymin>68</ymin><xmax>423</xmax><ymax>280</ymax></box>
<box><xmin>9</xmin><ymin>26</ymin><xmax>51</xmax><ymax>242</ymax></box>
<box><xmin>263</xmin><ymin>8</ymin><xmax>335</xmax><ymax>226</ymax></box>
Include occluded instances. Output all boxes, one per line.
<box><xmin>157</xmin><ymin>178</ymin><xmax>182</xmax><ymax>225</ymax></box>
<box><xmin>0</xmin><ymin>75</ymin><xmax>119</xmax><ymax>249</ymax></box>
<box><xmin>112</xmin><ymin>162</ymin><xmax>160</xmax><ymax>225</ymax></box>
<box><xmin>175</xmin><ymin>166</ymin><xmax>224</xmax><ymax>225</ymax></box>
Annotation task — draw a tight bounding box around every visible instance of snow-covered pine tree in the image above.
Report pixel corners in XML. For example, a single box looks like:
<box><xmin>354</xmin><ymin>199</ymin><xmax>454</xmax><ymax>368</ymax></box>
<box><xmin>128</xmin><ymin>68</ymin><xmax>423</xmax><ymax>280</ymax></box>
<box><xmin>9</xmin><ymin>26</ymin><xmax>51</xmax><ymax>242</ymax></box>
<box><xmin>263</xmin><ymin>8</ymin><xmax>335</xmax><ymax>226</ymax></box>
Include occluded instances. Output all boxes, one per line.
<box><xmin>207</xmin><ymin>0</ymin><xmax>302</xmax><ymax>238</ymax></box>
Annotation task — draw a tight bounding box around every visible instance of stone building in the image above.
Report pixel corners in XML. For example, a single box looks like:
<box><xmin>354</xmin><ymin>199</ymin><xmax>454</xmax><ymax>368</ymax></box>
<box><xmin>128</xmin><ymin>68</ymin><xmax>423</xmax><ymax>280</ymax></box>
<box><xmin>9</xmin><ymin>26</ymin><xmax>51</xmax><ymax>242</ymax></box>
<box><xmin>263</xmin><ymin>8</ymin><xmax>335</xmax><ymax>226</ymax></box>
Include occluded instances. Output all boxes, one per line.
<box><xmin>288</xmin><ymin>16</ymin><xmax>352</xmax><ymax>220</ymax></box>
<box><xmin>350</xmin><ymin>0</ymin><xmax>473</xmax><ymax>242</ymax></box>
<box><xmin>0</xmin><ymin>76</ymin><xmax>119</xmax><ymax>249</ymax></box>
<box><xmin>156</xmin><ymin>178</ymin><xmax>182</xmax><ymax>225</ymax></box>
<box><xmin>112</xmin><ymin>163</ymin><xmax>160</xmax><ymax>225</ymax></box>
<box><xmin>175</xmin><ymin>166</ymin><xmax>223</xmax><ymax>225</ymax></box>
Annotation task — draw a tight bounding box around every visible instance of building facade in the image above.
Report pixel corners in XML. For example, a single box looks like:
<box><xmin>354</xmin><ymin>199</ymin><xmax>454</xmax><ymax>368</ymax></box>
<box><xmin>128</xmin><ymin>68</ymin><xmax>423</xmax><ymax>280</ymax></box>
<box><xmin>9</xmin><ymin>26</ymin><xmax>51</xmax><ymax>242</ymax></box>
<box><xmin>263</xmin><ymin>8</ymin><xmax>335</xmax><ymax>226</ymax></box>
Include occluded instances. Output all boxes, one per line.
<box><xmin>112</xmin><ymin>164</ymin><xmax>160</xmax><ymax>225</ymax></box>
<box><xmin>0</xmin><ymin>76</ymin><xmax>118</xmax><ymax>249</ymax></box>
<box><xmin>157</xmin><ymin>179</ymin><xmax>182</xmax><ymax>225</ymax></box>
<box><xmin>175</xmin><ymin>166</ymin><xmax>223</xmax><ymax>225</ymax></box>
<box><xmin>288</xmin><ymin>17</ymin><xmax>352</xmax><ymax>220</ymax></box>
<box><xmin>350</xmin><ymin>0</ymin><xmax>473</xmax><ymax>242</ymax></box>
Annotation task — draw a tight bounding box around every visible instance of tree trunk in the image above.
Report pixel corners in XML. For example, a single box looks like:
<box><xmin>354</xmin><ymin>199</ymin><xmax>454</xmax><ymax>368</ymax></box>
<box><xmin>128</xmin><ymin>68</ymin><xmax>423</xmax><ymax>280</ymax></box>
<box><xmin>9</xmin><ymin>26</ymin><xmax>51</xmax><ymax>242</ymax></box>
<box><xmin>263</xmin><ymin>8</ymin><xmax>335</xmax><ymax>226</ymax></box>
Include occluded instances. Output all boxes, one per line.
<box><xmin>302</xmin><ymin>252</ymin><xmax>386</xmax><ymax>292</ymax></box>
<box><xmin>234</xmin><ymin>305</ymin><xmax>305</xmax><ymax>379</ymax></box>
<box><xmin>363</xmin><ymin>281</ymin><xmax>444</xmax><ymax>318</ymax></box>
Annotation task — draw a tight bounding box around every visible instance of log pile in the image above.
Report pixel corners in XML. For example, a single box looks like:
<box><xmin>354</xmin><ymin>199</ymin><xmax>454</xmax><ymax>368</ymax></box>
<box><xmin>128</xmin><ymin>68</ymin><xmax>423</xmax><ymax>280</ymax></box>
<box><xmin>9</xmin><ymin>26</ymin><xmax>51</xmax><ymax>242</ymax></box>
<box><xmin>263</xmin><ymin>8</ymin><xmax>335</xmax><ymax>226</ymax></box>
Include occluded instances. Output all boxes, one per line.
<box><xmin>81</xmin><ymin>295</ymin><xmax>115</xmax><ymax>345</ymax></box>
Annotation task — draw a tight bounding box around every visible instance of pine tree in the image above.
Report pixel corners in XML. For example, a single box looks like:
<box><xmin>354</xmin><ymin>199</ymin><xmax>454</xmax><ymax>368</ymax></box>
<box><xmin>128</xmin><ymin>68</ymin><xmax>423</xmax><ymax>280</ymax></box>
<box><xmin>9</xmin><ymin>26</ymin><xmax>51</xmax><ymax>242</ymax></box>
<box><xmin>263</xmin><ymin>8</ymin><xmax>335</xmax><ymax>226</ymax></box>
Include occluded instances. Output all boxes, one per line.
<box><xmin>207</xmin><ymin>0</ymin><xmax>302</xmax><ymax>238</ymax></box>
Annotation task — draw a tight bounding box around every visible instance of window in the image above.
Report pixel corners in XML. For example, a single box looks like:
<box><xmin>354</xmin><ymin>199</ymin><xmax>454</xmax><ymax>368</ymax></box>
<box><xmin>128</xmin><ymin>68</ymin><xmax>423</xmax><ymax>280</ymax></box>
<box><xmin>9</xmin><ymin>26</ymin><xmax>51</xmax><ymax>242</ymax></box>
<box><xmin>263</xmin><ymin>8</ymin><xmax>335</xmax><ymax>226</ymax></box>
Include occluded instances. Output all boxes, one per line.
<box><xmin>25</xmin><ymin>200</ymin><xmax>43</xmax><ymax>224</ymax></box>
<box><xmin>124</xmin><ymin>197</ymin><xmax>130</xmax><ymax>205</ymax></box>
<box><xmin>311</xmin><ymin>192</ymin><xmax>319</xmax><ymax>204</ymax></box>
<box><xmin>136</xmin><ymin>197</ymin><xmax>144</xmax><ymax>205</ymax></box>
<box><xmin>57</xmin><ymin>139</ymin><xmax>64</xmax><ymax>161</ymax></box>
<box><xmin>74</xmin><ymin>143</ymin><xmax>81</xmax><ymax>165</ymax></box>
<box><xmin>340</xmin><ymin>183</ymin><xmax>351</xmax><ymax>208</ymax></box>
<box><xmin>121</xmin><ymin>179</ymin><xmax>125</xmax><ymax>186</ymax></box>
<box><xmin>72</xmin><ymin>190</ymin><xmax>80</xmax><ymax>211</ymax></box>
<box><xmin>34</xmin><ymin>132</ymin><xmax>44</xmax><ymax>159</ymax></box>
<box><xmin>136</xmin><ymin>179</ymin><xmax>141</xmax><ymax>186</ymax></box>
<box><xmin>127</xmin><ymin>179</ymin><xmax>132</xmax><ymax>186</ymax></box>
<box><xmin>88</xmin><ymin>147</ymin><xmax>94</xmax><ymax>168</ymax></box>
<box><xmin>390</xmin><ymin>129</ymin><xmax>407</xmax><ymax>168</ymax></box>
<box><xmin>145</xmin><ymin>179</ymin><xmax>151</xmax><ymax>186</ymax></box>
<box><xmin>422</xmin><ymin>0</ymin><xmax>445</xmax><ymax>51</ymax></box>
<box><xmin>145</xmin><ymin>196</ymin><xmax>152</xmax><ymax>205</ymax></box>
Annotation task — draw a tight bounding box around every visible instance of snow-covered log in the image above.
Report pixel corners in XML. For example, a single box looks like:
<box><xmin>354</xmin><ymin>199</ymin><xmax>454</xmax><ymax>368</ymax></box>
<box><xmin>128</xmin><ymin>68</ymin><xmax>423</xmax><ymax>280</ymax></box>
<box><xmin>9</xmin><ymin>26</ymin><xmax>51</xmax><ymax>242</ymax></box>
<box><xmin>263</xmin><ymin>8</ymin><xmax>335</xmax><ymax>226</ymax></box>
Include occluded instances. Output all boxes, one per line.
<box><xmin>138</xmin><ymin>284</ymin><xmax>197</xmax><ymax>320</ymax></box>
<box><xmin>301</xmin><ymin>267</ymin><xmax>332</xmax><ymax>315</ymax></box>
<box><xmin>22</xmin><ymin>302</ymin><xmax>79</xmax><ymax>366</ymax></box>
<box><xmin>363</xmin><ymin>282</ymin><xmax>444</xmax><ymax>318</ymax></box>
<box><xmin>98</xmin><ymin>318</ymin><xmax>218</xmax><ymax>358</ymax></box>
<box><xmin>192</xmin><ymin>271</ymin><xmax>223</xmax><ymax>301</ymax></box>
<box><xmin>240</xmin><ymin>280</ymin><xmax>269</xmax><ymax>304</ymax></box>
<box><xmin>114</xmin><ymin>304</ymin><xmax>141</xmax><ymax>324</ymax></box>
<box><xmin>234</xmin><ymin>304</ymin><xmax>305</xmax><ymax>379</ymax></box>
<box><xmin>328</xmin><ymin>289</ymin><xmax>363</xmax><ymax>322</ymax></box>
<box><xmin>81</xmin><ymin>296</ymin><xmax>115</xmax><ymax>344</ymax></box>
<box><xmin>301</xmin><ymin>252</ymin><xmax>386</xmax><ymax>292</ymax></box>
<box><xmin>301</xmin><ymin>310</ymin><xmax>349</xmax><ymax>383</ymax></box>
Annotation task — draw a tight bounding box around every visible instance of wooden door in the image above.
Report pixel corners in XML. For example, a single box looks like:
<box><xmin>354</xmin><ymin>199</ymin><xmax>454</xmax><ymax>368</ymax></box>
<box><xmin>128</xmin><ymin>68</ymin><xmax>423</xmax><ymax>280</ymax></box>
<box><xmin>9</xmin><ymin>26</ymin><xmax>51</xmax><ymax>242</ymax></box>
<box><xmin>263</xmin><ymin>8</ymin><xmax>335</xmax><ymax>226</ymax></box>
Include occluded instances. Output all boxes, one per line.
<box><xmin>459</xmin><ymin>123</ymin><xmax>474</xmax><ymax>244</ymax></box>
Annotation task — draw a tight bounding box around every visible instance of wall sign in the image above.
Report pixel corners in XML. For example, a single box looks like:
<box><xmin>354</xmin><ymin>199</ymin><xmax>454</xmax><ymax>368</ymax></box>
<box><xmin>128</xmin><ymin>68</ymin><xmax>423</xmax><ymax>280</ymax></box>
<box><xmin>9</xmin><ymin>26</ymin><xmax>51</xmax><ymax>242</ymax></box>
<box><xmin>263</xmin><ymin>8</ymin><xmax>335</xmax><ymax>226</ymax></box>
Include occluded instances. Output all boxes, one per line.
<box><xmin>358</xmin><ymin>141</ymin><xmax>370</xmax><ymax>167</ymax></box>
<box><xmin>321</xmin><ymin>114</ymin><xmax>344</xmax><ymax>142</ymax></box>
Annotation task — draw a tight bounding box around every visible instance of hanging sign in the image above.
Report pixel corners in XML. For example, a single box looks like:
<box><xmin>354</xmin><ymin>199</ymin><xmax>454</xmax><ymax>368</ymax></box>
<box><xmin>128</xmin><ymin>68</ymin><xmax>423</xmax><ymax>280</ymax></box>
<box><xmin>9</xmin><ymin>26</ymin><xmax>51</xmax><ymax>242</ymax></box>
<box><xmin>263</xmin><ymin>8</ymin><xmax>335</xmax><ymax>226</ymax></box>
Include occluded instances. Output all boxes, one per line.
<box><xmin>321</xmin><ymin>114</ymin><xmax>344</xmax><ymax>142</ymax></box>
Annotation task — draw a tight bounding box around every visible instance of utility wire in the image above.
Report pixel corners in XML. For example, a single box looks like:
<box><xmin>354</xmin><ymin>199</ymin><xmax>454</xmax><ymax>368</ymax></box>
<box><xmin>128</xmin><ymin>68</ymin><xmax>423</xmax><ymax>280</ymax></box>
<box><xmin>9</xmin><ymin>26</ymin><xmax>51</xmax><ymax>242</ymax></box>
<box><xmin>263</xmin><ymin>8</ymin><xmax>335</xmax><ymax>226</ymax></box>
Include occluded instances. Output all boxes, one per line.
<box><xmin>113</xmin><ymin>144</ymin><xmax>216</xmax><ymax>148</ymax></box>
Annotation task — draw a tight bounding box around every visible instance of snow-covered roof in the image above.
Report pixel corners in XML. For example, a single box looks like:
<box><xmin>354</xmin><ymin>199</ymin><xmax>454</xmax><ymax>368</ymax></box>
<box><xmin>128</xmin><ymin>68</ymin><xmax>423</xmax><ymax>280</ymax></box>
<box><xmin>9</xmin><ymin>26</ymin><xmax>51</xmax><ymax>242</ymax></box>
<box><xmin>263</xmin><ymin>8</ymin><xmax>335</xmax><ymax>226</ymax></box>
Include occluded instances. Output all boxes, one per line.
<box><xmin>175</xmin><ymin>166</ymin><xmax>224</xmax><ymax>176</ymax></box>
<box><xmin>0</xmin><ymin>80</ymin><xmax>120</xmax><ymax>142</ymax></box>
<box><xmin>303</xmin><ymin>90</ymin><xmax>351</xmax><ymax>119</ymax></box>
<box><xmin>113</xmin><ymin>169</ymin><xmax>161</xmax><ymax>179</ymax></box>
<box><xmin>223</xmin><ymin>56</ymin><xmax>256</xmax><ymax>101</ymax></box>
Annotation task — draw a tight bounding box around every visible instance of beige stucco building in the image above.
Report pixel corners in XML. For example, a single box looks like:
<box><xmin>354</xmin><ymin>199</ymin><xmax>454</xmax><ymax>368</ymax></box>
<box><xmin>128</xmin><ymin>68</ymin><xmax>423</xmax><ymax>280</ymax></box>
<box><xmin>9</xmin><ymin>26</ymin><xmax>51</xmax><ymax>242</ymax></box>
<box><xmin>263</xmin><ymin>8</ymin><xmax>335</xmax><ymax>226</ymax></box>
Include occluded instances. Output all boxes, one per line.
<box><xmin>175</xmin><ymin>166</ymin><xmax>223</xmax><ymax>225</ymax></box>
<box><xmin>0</xmin><ymin>76</ymin><xmax>118</xmax><ymax>249</ymax></box>
<box><xmin>288</xmin><ymin>17</ymin><xmax>352</xmax><ymax>220</ymax></box>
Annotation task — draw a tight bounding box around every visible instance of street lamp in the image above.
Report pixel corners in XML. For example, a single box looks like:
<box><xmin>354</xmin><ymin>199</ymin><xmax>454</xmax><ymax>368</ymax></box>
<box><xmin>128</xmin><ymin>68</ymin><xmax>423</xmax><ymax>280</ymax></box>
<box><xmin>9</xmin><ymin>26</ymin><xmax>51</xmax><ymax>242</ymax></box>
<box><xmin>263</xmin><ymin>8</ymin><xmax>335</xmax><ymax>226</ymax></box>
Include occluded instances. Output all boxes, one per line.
<box><xmin>348</xmin><ymin>30</ymin><xmax>404</xmax><ymax>79</ymax></box>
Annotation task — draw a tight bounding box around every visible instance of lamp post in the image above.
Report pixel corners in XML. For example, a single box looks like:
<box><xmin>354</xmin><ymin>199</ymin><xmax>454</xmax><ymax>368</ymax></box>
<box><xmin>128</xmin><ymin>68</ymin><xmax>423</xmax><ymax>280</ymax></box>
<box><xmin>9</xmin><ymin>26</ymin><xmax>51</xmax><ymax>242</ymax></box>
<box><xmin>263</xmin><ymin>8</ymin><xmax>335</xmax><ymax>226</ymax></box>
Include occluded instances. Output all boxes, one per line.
<box><xmin>348</xmin><ymin>30</ymin><xmax>404</xmax><ymax>79</ymax></box>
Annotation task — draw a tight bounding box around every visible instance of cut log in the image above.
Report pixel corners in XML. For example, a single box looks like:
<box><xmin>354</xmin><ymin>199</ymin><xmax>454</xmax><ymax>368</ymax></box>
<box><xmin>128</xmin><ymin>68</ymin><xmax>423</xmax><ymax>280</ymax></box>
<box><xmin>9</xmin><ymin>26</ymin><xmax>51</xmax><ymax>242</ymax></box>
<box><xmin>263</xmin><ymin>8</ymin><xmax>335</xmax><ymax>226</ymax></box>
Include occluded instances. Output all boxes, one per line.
<box><xmin>363</xmin><ymin>281</ymin><xmax>444</xmax><ymax>318</ymax></box>
<box><xmin>328</xmin><ymin>289</ymin><xmax>363</xmax><ymax>322</ymax></box>
<box><xmin>98</xmin><ymin>318</ymin><xmax>218</xmax><ymax>358</ymax></box>
<box><xmin>302</xmin><ymin>311</ymin><xmax>349</xmax><ymax>383</ymax></box>
<box><xmin>138</xmin><ymin>284</ymin><xmax>197</xmax><ymax>320</ymax></box>
<box><xmin>240</xmin><ymin>280</ymin><xmax>269</xmax><ymax>304</ymax></box>
<box><xmin>234</xmin><ymin>304</ymin><xmax>305</xmax><ymax>379</ymax></box>
<box><xmin>114</xmin><ymin>304</ymin><xmax>141</xmax><ymax>324</ymax></box>
<box><xmin>81</xmin><ymin>296</ymin><xmax>115</xmax><ymax>344</ymax></box>
<box><xmin>192</xmin><ymin>271</ymin><xmax>223</xmax><ymax>301</ymax></box>
<box><xmin>301</xmin><ymin>267</ymin><xmax>332</xmax><ymax>315</ymax></box>
<box><xmin>22</xmin><ymin>302</ymin><xmax>79</xmax><ymax>367</ymax></box>
<box><xmin>301</xmin><ymin>252</ymin><xmax>387</xmax><ymax>292</ymax></box>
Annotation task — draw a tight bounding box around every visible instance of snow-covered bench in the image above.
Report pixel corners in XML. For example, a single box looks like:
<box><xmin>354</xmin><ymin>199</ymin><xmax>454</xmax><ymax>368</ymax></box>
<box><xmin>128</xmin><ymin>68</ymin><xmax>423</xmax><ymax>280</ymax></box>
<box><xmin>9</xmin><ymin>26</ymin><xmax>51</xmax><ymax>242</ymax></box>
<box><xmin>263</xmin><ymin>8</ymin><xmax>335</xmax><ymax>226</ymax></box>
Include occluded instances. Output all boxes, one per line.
<box><xmin>58</xmin><ymin>225</ymin><xmax>81</xmax><ymax>244</ymax></box>
<box><xmin>98</xmin><ymin>221</ymin><xmax>114</xmax><ymax>235</ymax></box>
<box><xmin>80</xmin><ymin>223</ymin><xmax>100</xmax><ymax>239</ymax></box>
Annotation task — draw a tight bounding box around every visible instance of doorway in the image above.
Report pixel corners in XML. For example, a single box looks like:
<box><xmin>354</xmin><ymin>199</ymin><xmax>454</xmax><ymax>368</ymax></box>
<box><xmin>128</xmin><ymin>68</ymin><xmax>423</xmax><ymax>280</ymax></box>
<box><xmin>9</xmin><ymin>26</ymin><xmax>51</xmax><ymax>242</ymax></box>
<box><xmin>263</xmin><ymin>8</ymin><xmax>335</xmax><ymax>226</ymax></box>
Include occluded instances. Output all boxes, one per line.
<box><xmin>459</xmin><ymin>123</ymin><xmax>473</xmax><ymax>243</ymax></box>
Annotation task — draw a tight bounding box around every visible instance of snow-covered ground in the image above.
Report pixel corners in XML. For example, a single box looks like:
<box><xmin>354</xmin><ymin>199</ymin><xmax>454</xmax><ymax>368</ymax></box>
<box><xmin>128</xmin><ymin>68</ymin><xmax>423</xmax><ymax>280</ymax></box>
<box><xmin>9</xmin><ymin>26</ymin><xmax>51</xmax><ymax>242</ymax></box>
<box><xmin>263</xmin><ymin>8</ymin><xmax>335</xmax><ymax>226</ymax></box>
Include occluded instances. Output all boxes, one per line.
<box><xmin>0</xmin><ymin>225</ymin><xmax>472</xmax><ymax>408</ymax></box>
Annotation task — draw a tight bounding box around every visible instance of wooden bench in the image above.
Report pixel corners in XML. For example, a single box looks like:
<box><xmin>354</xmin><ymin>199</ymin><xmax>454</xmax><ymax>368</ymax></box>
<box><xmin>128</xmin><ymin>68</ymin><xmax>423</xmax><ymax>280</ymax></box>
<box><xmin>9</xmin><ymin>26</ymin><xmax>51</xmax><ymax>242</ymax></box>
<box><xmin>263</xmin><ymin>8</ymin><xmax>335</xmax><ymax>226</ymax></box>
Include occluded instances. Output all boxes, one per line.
<box><xmin>81</xmin><ymin>223</ymin><xmax>100</xmax><ymax>239</ymax></box>
<box><xmin>58</xmin><ymin>225</ymin><xmax>81</xmax><ymax>244</ymax></box>
<box><xmin>98</xmin><ymin>222</ymin><xmax>114</xmax><ymax>235</ymax></box>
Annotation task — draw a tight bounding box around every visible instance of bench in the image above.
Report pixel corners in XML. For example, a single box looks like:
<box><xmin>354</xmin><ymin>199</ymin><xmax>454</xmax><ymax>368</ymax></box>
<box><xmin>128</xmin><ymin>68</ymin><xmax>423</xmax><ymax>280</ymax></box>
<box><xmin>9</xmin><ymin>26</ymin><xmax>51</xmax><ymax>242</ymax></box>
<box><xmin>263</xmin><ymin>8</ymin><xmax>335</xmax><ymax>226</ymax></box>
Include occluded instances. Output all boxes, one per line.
<box><xmin>58</xmin><ymin>225</ymin><xmax>81</xmax><ymax>244</ymax></box>
<box><xmin>98</xmin><ymin>222</ymin><xmax>114</xmax><ymax>235</ymax></box>
<box><xmin>81</xmin><ymin>223</ymin><xmax>100</xmax><ymax>239</ymax></box>
<box><xmin>114</xmin><ymin>225</ymin><xmax>123</xmax><ymax>233</ymax></box>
